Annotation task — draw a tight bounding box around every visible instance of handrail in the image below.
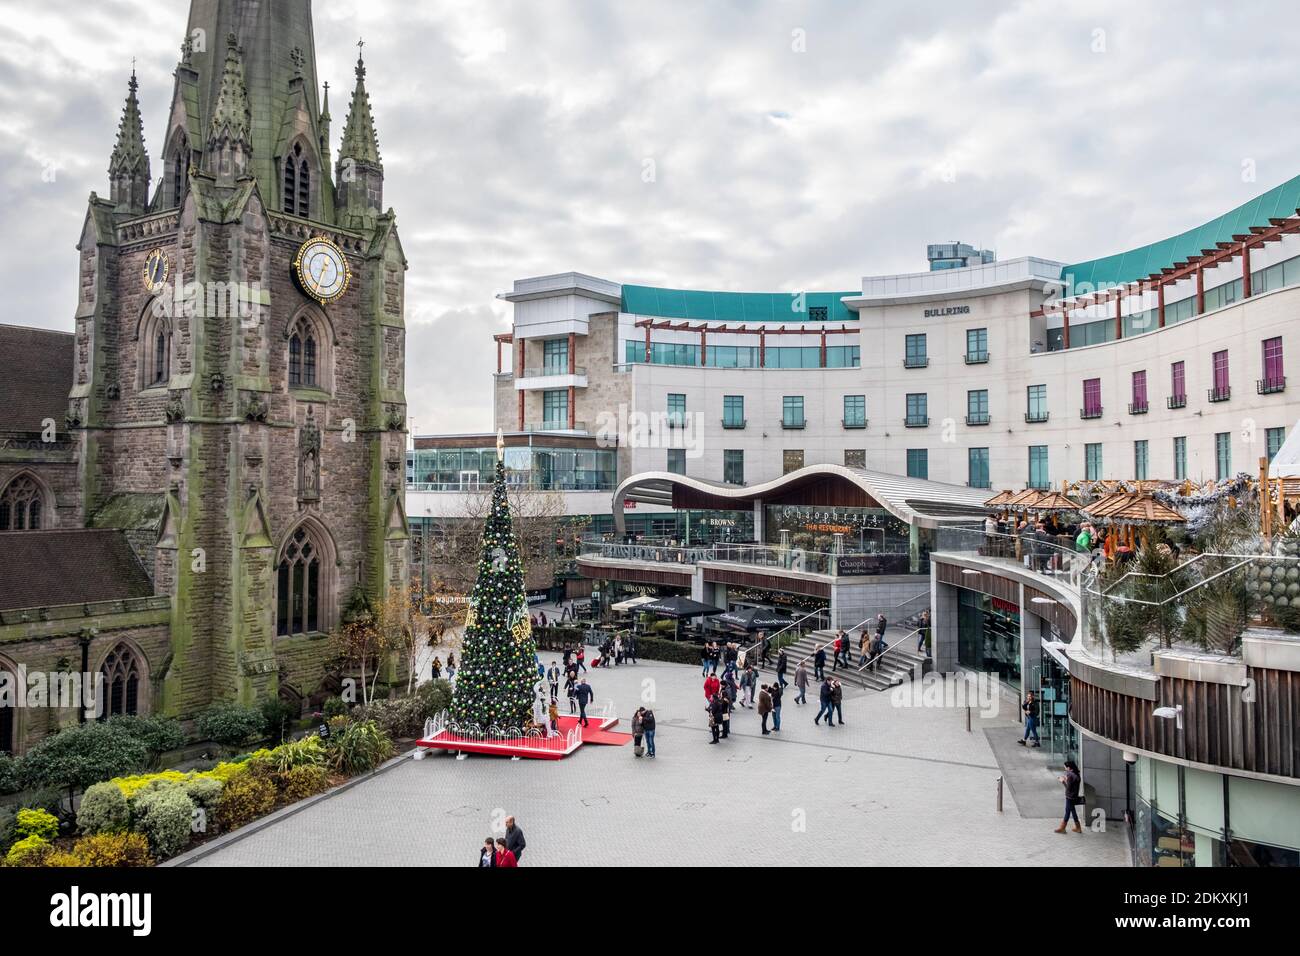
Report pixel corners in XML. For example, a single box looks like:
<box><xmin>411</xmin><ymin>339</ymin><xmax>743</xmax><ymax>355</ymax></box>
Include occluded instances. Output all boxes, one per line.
<box><xmin>738</xmin><ymin>608</ymin><xmax>823</xmax><ymax>665</ymax></box>
<box><xmin>857</xmin><ymin>627</ymin><xmax>923</xmax><ymax>676</ymax></box>
<box><xmin>794</xmin><ymin>593</ymin><xmax>931</xmax><ymax>668</ymax></box>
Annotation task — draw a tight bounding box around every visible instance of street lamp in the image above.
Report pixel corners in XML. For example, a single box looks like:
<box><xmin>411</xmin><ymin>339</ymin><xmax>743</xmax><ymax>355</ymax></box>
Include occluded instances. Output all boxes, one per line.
<box><xmin>1153</xmin><ymin>704</ymin><xmax>1183</xmax><ymax>730</ymax></box>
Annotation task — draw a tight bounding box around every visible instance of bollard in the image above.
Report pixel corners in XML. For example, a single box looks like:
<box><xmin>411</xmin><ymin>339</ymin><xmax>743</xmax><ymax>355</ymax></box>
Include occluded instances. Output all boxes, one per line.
<box><xmin>996</xmin><ymin>775</ymin><xmax>1004</xmax><ymax>813</ymax></box>
<box><xmin>966</xmin><ymin>705</ymin><xmax>971</xmax><ymax>733</ymax></box>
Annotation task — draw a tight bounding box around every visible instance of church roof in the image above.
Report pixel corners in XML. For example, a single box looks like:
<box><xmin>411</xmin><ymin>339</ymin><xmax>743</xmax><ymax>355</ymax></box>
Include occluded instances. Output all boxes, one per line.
<box><xmin>0</xmin><ymin>530</ymin><xmax>154</xmax><ymax>612</ymax></box>
<box><xmin>0</xmin><ymin>324</ymin><xmax>73</xmax><ymax>434</ymax></box>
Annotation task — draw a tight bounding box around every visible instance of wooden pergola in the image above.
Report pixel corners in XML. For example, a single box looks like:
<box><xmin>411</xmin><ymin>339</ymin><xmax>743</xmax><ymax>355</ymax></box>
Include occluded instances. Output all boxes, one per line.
<box><xmin>1082</xmin><ymin>492</ymin><xmax>1187</xmax><ymax>552</ymax></box>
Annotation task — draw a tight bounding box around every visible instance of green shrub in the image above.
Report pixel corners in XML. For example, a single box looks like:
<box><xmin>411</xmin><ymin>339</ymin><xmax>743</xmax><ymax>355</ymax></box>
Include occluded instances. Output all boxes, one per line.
<box><xmin>636</xmin><ymin>636</ymin><xmax>705</xmax><ymax>665</ymax></box>
<box><xmin>648</xmin><ymin>619</ymin><xmax>678</xmax><ymax>635</ymax></box>
<box><xmin>104</xmin><ymin>715</ymin><xmax>186</xmax><ymax>762</ymax></box>
<box><xmin>280</xmin><ymin>764</ymin><xmax>329</xmax><ymax>802</ymax></box>
<box><xmin>214</xmin><ymin>773</ymin><xmax>276</xmax><ymax>832</ymax></box>
<box><xmin>181</xmin><ymin>775</ymin><xmax>223</xmax><ymax>814</ymax></box>
<box><xmin>14</xmin><ymin>808</ymin><xmax>59</xmax><ymax>841</ymax></box>
<box><xmin>271</xmin><ymin>735</ymin><xmax>326</xmax><ymax>772</ymax></box>
<box><xmin>133</xmin><ymin>785</ymin><xmax>195</xmax><ymax>859</ymax></box>
<box><xmin>18</xmin><ymin>722</ymin><xmax>150</xmax><ymax>799</ymax></box>
<box><xmin>415</xmin><ymin>679</ymin><xmax>453</xmax><ymax>720</ymax></box>
<box><xmin>260</xmin><ymin>697</ymin><xmax>297</xmax><ymax>745</ymax></box>
<box><xmin>77</xmin><ymin>782</ymin><xmax>130</xmax><ymax>835</ymax></box>
<box><xmin>39</xmin><ymin>848</ymin><xmax>85</xmax><ymax>867</ymax></box>
<box><xmin>322</xmin><ymin>696</ymin><xmax>350</xmax><ymax>720</ymax></box>
<box><xmin>359</xmin><ymin>695</ymin><xmax>423</xmax><ymax>739</ymax></box>
<box><xmin>326</xmin><ymin>719</ymin><xmax>394</xmax><ymax>775</ymax></box>
<box><xmin>5</xmin><ymin>834</ymin><xmax>51</xmax><ymax>866</ymax></box>
<box><xmin>0</xmin><ymin>754</ymin><xmax>20</xmax><ymax>795</ymax></box>
<box><xmin>71</xmin><ymin>832</ymin><xmax>153</xmax><ymax>867</ymax></box>
<box><xmin>195</xmin><ymin>702</ymin><xmax>266</xmax><ymax>749</ymax></box>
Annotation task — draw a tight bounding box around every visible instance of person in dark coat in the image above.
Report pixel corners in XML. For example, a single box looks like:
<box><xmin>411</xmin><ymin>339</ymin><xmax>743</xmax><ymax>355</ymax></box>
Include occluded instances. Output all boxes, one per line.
<box><xmin>794</xmin><ymin>661</ymin><xmax>809</xmax><ymax>704</ymax></box>
<box><xmin>504</xmin><ymin>817</ymin><xmax>526</xmax><ymax>860</ymax></box>
<box><xmin>1056</xmin><ymin>760</ymin><xmax>1083</xmax><ymax>833</ymax></box>
<box><xmin>757</xmin><ymin>684</ymin><xmax>773</xmax><ymax>735</ymax></box>
<box><xmin>478</xmin><ymin>837</ymin><xmax>496</xmax><ymax>867</ymax></box>
<box><xmin>708</xmin><ymin>693</ymin><xmax>725</xmax><ymax>744</ymax></box>
<box><xmin>814</xmin><ymin>645</ymin><xmax>827</xmax><ymax>681</ymax></box>
<box><xmin>815</xmin><ymin>678</ymin><xmax>835</xmax><ymax>727</ymax></box>
<box><xmin>831</xmin><ymin>679</ymin><xmax>844</xmax><ymax>725</ymax></box>
<box><xmin>641</xmin><ymin>707</ymin><xmax>657</xmax><ymax>757</ymax></box>
<box><xmin>769</xmin><ymin>680</ymin><xmax>783</xmax><ymax>732</ymax></box>
<box><xmin>776</xmin><ymin>649</ymin><xmax>789</xmax><ymax>689</ymax></box>
<box><xmin>574</xmin><ymin>678</ymin><xmax>595</xmax><ymax>727</ymax></box>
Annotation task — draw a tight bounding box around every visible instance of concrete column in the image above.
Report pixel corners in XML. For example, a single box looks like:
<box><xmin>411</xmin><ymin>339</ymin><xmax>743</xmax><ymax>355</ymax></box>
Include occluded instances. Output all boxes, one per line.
<box><xmin>753</xmin><ymin>499</ymin><xmax>763</xmax><ymax>543</ymax></box>
<box><xmin>930</xmin><ymin>577</ymin><xmax>959</xmax><ymax>672</ymax></box>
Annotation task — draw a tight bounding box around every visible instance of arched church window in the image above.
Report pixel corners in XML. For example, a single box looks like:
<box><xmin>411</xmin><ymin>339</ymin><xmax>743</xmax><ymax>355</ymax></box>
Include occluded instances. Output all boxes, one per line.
<box><xmin>99</xmin><ymin>643</ymin><xmax>144</xmax><ymax>719</ymax></box>
<box><xmin>154</xmin><ymin>330</ymin><xmax>168</xmax><ymax>384</ymax></box>
<box><xmin>283</xmin><ymin>143</ymin><xmax>311</xmax><ymax>218</ymax></box>
<box><xmin>289</xmin><ymin>333</ymin><xmax>302</xmax><ymax>386</ymax></box>
<box><xmin>288</xmin><ymin>314</ymin><xmax>323</xmax><ymax>389</ymax></box>
<box><xmin>140</xmin><ymin>314</ymin><xmax>171</xmax><ymax>389</ymax></box>
<box><xmin>277</xmin><ymin>525</ymin><xmax>322</xmax><ymax>636</ymax></box>
<box><xmin>171</xmin><ymin>133</ymin><xmax>189</xmax><ymax>208</ymax></box>
<box><xmin>0</xmin><ymin>475</ymin><xmax>45</xmax><ymax>530</ymax></box>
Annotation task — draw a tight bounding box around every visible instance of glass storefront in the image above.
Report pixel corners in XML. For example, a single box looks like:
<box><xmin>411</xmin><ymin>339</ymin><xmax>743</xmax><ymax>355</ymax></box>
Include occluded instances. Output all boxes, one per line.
<box><xmin>408</xmin><ymin>445</ymin><xmax>616</xmax><ymax>491</ymax></box>
<box><xmin>957</xmin><ymin>589</ymin><xmax>1021</xmax><ymax>689</ymax></box>
<box><xmin>1134</xmin><ymin>757</ymin><xmax>1300</xmax><ymax>867</ymax></box>
<box><xmin>762</xmin><ymin>503</ymin><xmax>932</xmax><ymax>572</ymax></box>
<box><xmin>1036</xmin><ymin>645</ymin><xmax>1076</xmax><ymax>763</ymax></box>
<box><xmin>588</xmin><ymin>509</ymin><xmax>754</xmax><ymax>544</ymax></box>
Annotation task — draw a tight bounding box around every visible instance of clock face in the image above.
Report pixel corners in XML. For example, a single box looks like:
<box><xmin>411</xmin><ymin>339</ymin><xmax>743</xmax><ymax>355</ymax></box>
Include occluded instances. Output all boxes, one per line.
<box><xmin>143</xmin><ymin>249</ymin><xmax>169</xmax><ymax>293</ymax></box>
<box><xmin>294</xmin><ymin>237</ymin><xmax>351</xmax><ymax>305</ymax></box>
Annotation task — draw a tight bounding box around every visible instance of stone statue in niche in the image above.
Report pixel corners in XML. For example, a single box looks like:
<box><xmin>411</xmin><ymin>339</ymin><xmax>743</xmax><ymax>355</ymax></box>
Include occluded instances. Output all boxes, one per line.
<box><xmin>299</xmin><ymin>407</ymin><xmax>321</xmax><ymax>500</ymax></box>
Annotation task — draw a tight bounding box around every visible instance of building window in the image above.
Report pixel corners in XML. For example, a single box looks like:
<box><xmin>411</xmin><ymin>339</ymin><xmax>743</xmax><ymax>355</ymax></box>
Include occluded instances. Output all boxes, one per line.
<box><xmin>170</xmin><ymin>132</ymin><xmax>189</xmax><ymax>208</ymax></box>
<box><xmin>0</xmin><ymin>474</ymin><xmax>45</xmax><ymax>531</ymax></box>
<box><xmin>966</xmin><ymin>389</ymin><xmax>989</xmax><ymax>425</ymax></box>
<box><xmin>1169</xmin><ymin>361</ymin><xmax>1186</xmax><ymax>408</ymax></box>
<box><xmin>1260</xmin><ymin>337</ymin><xmax>1285</xmax><ymax>393</ymax></box>
<box><xmin>1085</xmin><ymin>443</ymin><xmax>1102</xmax><ymax>481</ymax></box>
<box><xmin>905</xmin><ymin>393</ymin><xmax>928</xmax><ymax>427</ymax></box>
<box><xmin>287</xmin><ymin>315</ymin><xmax>320</xmax><ymax>388</ymax></box>
<box><xmin>667</xmin><ymin>393</ymin><xmax>686</xmax><ymax>427</ymax></box>
<box><xmin>1026</xmin><ymin>384</ymin><xmax>1048</xmax><ymax>422</ymax></box>
<box><xmin>99</xmin><ymin>643</ymin><xmax>143</xmax><ymax>719</ymax></box>
<box><xmin>277</xmin><ymin>525</ymin><xmax>327</xmax><ymax>637</ymax></box>
<box><xmin>843</xmin><ymin>395</ymin><xmax>866</xmax><ymax>428</ymax></box>
<box><xmin>906</xmin><ymin>449</ymin><xmax>928</xmax><ymax>480</ymax></box>
<box><xmin>667</xmin><ymin>448</ymin><xmax>685</xmax><ymax>475</ymax></box>
<box><xmin>542</xmin><ymin>389</ymin><xmax>567</xmax><ymax>429</ymax></box>
<box><xmin>1130</xmin><ymin>370</ymin><xmax>1148</xmax><ymax>413</ymax></box>
<box><xmin>139</xmin><ymin>312</ymin><xmax>171</xmax><ymax>389</ymax></box>
<box><xmin>722</xmin><ymin>395</ymin><xmax>745</xmax><ymax>428</ymax></box>
<box><xmin>968</xmin><ymin>447</ymin><xmax>990</xmax><ymax>489</ymax></box>
<box><xmin>1134</xmin><ymin>440</ymin><xmax>1149</xmax><ymax>480</ymax></box>
<box><xmin>1215</xmin><ymin>431</ymin><xmax>1232</xmax><ymax>480</ymax></box>
<box><xmin>723</xmin><ymin>450</ymin><xmax>744</xmax><ymax>485</ymax></box>
<box><xmin>844</xmin><ymin>449</ymin><xmax>866</xmax><ymax>468</ymax></box>
<box><xmin>283</xmin><ymin>142</ymin><xmax>311</xmax><ymax>217</ymax></box>
<box><xmin>1267</xmin><ymin>426</ymin><xmax>1286</xmax><ymax>460</ymax></box>
<box><xmin>543</xmin><ymin>338</ymin><xmax>569</xmax><ymax>374</ymax></box>
<box><xmin>1028</xmin><ymin>445</ymin><xmax>1049</xmax><ymax>489</ymax></box>
<box><xmin>1081</xmin><ymin>378</ymin><xmax>1102</xmax><ymax>418</ymax></box>
<box><xmin>904</xmin><ymin>333</ymin><xmax>928</xmax><ymax>368</ymax></box>
<box><xmin>1210</xmin><ymin>350</ymin><xmax>1230</xmax><ymax>401</ymax></box>
<box><xmin>965</xmin><ymin>328</ymin><xmax>988</xmax><ymax>363</ymax></box>
<box><xmin>782</xmin><ymin>396</ymin><xmax>805</xmax><ymax>429</ymax></box>
<box><xmin>783</xmin><ymin>450</ymin><xmax>804</xmax><ymax>474</ymax></box>
<box><xmin>1173</xmin><ymin>436</ymin><xmax>1187</xmax><ymax>480</ymax></box>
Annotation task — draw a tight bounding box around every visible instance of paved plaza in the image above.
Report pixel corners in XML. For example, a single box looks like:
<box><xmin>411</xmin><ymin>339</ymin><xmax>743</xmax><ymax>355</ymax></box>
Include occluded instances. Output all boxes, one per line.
<box><xmin>191</xmin><ymin>659</ymin><xmax>1129</xmax><ymax>867</ymax></box>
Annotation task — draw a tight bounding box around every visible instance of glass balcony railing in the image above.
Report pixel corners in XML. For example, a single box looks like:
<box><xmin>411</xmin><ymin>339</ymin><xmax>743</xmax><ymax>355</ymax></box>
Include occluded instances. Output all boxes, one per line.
<box><xmin>578</xmin><ymin>540</ymin><xmax>916</xmax><ymax>577</ymax></box>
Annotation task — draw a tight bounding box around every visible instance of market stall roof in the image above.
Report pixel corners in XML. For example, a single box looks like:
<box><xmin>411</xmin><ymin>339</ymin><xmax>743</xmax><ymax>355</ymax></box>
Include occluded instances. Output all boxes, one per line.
<box><xmin>637</xmin><ymin>595</ymin><xmax>725</xmax><ymax>618</ymax></box>
<box><xmin>611</xmin><ymin>595</ymin><xmax>659</xmax><ymax>613</ymax></box>
<box><xmin>984</xmin><ymin>490</ymin><xmax>1017</xmax><ymax>507</ymax></box>
<box><xmin>1003</xmin><ymin>489</ymin><xmax>1044</xmax><ymax>509</ymax></box>
<box><xmin>1082</xmin><ymin>493</ymin><xmax>1187</xmax><ymax>524</ymax></box>
<box><xmin>1027</xmin><ymin>491</ymin><xmax>1081</xmax><ymax>511</ymax></box>
<box><xmin>713</xmin><ymin>606</ymin><xmax>795</xmax><ymax>632</ymax></box>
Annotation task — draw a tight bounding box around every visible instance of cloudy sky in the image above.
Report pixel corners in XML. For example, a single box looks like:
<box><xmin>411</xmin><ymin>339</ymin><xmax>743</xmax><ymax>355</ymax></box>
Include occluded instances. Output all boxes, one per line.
<box><xmin>2</xmin><ymin>1</ymin><xmax>1297</xmax><ymax>433</ymax></box>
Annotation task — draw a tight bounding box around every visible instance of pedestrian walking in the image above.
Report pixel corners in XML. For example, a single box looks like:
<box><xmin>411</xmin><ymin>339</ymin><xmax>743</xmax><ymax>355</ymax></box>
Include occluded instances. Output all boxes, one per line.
<box><xmin>776</xmin><ymin>649</ymin><xmax>789</xmax><ymax>689</ymax></box>
<box><xmin>814</xmin><ymin>645</ymin><xmax>827</xmax><ymax>681</ymax></box>
<box><xmin>757</xmin><ymin>684</ymin><xmax>773</xmax><ymax>734</ymax></box>
<box><xmin>831</xmin><ymin>679</ymin><xmax>844</xmax><ymax>725</ymax></box>
<box><xmin>642</xmin><ymin>706</ymin><xmax>656</xmax><ymax>757</ymax></box>
<box><xmin>632</xmin><ymin>706</ymin><xmax>646</xmax><ymax>756</ymax></box>
<box><xmin>794</xmin><ymin>661</ymin><xmax>809</xmax><ymax>704</ymax></box>
<box><xmin>504</xmin><ymin>816</ymin><xmax>526</xmax><ymax>861</ymax></box>
<box><xmin>493</xmin><ymin>838</ymin><xmax>518</xmax><ymax>867</ymax></box>
<box><xmin>917</xmin><ymin>609</ymin><xmax>931</xmax><ymax>655</ymax></box>
<box><xmin>759</xmin><ymin>631</ymin><xmax>772</xmax><ymax>667</ymax></box>
<box><xmin>1055</xmin><ymin>760</ymin><xmax>1083</xmax><ymax>834</ymax></box>
<box><xmin>703</xmin><ymin>671</ymin><xmax>721</xmax><ymax>701</ymax></box>
<box><xmin>740</xmin><ymin>664</ymin><xmax>756</xmax><ymax>707</ymax></box>
<box><xmin>708</xmin><ymin>693</ymin><xmax>725</xmax><ymax>744</ymax></box>
<box><xmin>718</xmin><ymin>692</ymin><xmax>732</xmax><ymax>739</ymax></box>
<box><xmin>548</xmin><ymin>698</ymin><xmax>560</xmax><ymax>736</ymax></box>
<box><xmin>576</xmin><ymin>645</ymin><xmax>586</xmax><ymax>673</ymax></box>
<box><xmin>769</xmin><ymin>680</ymin><xmax>783</xmax><ymax>732</ymax></box>
<box><xmin>814</xmin><ymin>677</ymin><xmax>835</xmax><ymax>727</ymax></box>
<box><xmin>1020</xmin><ymin>691</ymin><xmax>1041</xmax><ymax>747</ymax></box>
<box><xmin>700</xmin><ymin>645</ymin><xmax>712</xmax><ymax>677</ymax></box>
<box><xmin>547</xmin><ymin>662</ymin><xmax>560</xmax><ymax>700</ymax></box>
<box><xmin>626</xmin><ymin>633</ymin><xmax>638</xmax><ymax>664</ymax></box>
<box><xmin>565</xmin><ymin>674</ymin><xmax>577</xmax><ymax>714</ymax></box>
<box><xmin>478</xmin><ymin>837</ymin><xmax>497</xmax><ymax>867</ymax></box>
<box><xmin>575</xmin><ymin>677</ymin><xmax>594</xmax><ymax>727</ymax></box>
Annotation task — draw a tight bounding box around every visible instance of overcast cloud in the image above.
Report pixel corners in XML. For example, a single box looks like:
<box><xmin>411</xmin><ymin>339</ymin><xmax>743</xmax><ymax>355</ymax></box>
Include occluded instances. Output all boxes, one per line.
<box><xmin>1</xmin><ymin>1</ymin><xmax>1297</xmax><ymax>433</ymax></box>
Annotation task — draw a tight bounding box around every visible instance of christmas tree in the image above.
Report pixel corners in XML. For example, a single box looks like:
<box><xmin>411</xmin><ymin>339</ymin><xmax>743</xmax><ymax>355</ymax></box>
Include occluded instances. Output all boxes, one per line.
<box><xmin>449</xmin><ymin>431</ymin><xmax>541</xmax><ymax>730</ymax></box>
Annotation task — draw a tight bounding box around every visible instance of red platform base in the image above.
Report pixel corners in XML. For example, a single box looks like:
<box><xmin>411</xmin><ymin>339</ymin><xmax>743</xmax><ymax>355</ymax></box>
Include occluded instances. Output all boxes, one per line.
<box><xmin>415</xmin><ymin>711</ymin><xmax>631</xmax><ymax>760</ymax></box>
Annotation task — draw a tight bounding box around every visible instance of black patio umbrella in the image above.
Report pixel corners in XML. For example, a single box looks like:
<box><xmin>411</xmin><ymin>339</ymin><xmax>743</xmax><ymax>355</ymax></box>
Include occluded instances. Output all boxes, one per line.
<box><xmin>636</xmin><ymin>594</ymin><xmax>724</xmax><ymax>641</ymax></box>
<box><xmin>713</xmin><ymin>606</ymin><xmax>794</xmax><ymax>632</ymax></box>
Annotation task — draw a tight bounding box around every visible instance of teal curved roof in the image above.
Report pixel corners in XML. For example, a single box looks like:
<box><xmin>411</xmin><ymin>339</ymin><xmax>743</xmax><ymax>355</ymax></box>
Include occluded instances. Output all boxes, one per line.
<box><xmin>622</xmin><ymin>285</ymin><xmax>858</xmax><ymax>323</ymax></box>
<box><xmin>1062</xmin><ymin>174</ymin><xmax>1300</xmax><ymax>291</ymax></box>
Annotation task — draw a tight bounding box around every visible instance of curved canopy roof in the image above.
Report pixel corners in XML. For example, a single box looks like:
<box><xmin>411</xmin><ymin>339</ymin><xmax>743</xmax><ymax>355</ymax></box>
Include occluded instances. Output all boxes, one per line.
<box><xmin>613</xmin><ymin>464</ymin><xmax>992</xmax><ymax>532</ymax></box>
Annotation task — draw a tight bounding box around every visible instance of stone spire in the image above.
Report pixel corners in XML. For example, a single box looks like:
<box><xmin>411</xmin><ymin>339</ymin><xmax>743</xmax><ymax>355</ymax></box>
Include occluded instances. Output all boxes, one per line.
<box><xmin>338</xmin><ymin>45</ymin><xmax>381</xmax><ymax>167</ymax></box>
<box><xmin>109</xmin><ymin>68</ymin><xmax>151</xmax><ymax>215</ymax></box>
<box><xmin>206</xmin><ymin>32</ymin><xmax>252</xmax><ymax>180</ymax></box>
<box><xmin>318</xmin><ymin>80</ymin><xmax>332</xmax><ymax>170</ymax></box>
<box><xmin>335</xmin><ymin>42</ymin><xmax>384</xmax><ymax>230</ymax></box>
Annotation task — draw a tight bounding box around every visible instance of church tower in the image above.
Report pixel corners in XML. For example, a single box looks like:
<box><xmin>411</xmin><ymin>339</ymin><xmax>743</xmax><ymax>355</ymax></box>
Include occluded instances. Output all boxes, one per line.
<box><xmin>69</xmin><ymin>0</ymin><xmax>409</xmax><ymax>720</ymax></box>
